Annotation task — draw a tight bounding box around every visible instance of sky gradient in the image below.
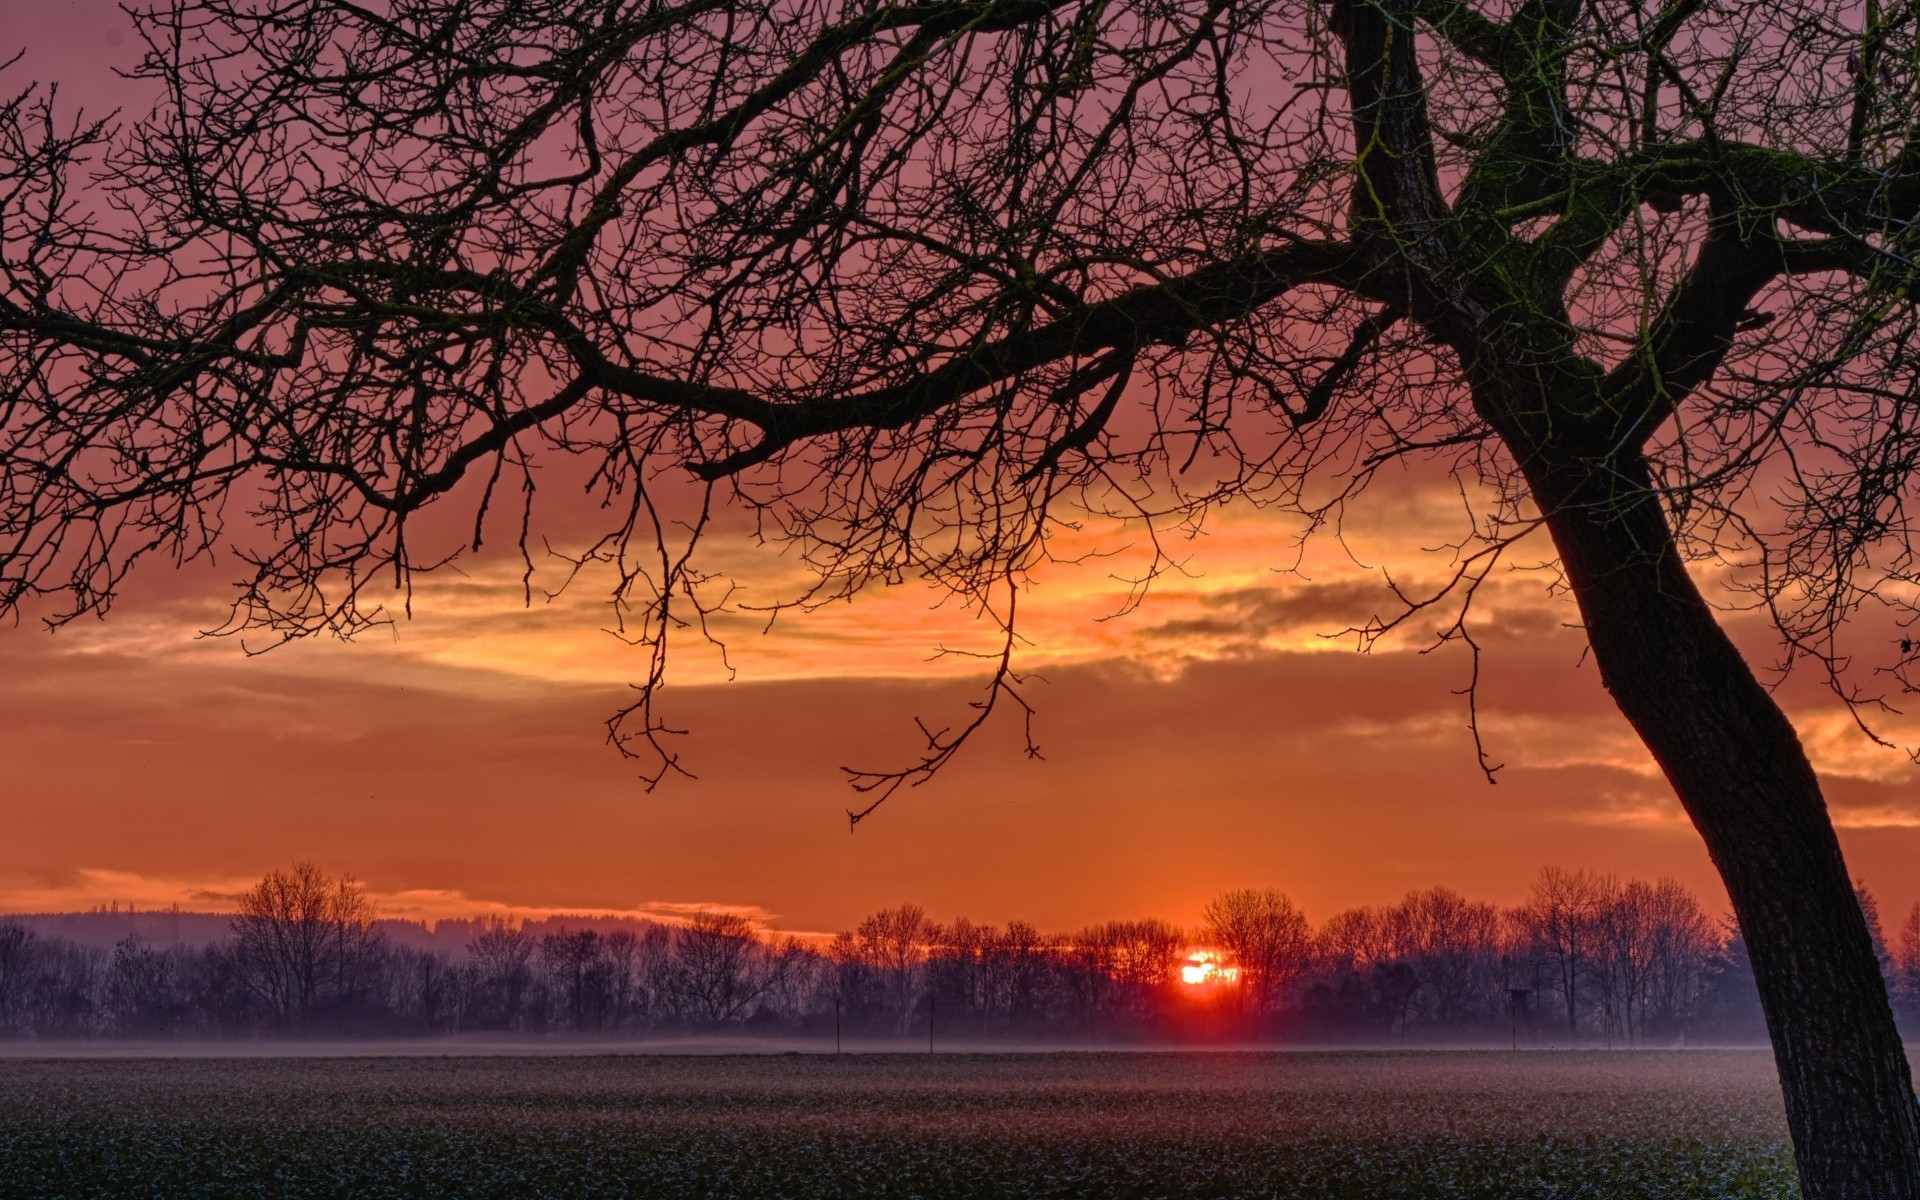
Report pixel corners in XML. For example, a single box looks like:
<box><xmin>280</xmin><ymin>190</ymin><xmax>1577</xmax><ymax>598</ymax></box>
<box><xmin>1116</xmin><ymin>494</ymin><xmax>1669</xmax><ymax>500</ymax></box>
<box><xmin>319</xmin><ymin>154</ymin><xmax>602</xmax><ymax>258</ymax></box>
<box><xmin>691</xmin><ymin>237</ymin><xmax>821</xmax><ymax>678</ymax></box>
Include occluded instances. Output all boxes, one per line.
<box><xmin>8</xmin><ymin>466</ymin><xmax>1920</xmax><ymax>937</ymax></box>
<box><xmin>4</xmin><ymin>1</ymin><xmax>1920</xmax><ymax>939</ymax></box>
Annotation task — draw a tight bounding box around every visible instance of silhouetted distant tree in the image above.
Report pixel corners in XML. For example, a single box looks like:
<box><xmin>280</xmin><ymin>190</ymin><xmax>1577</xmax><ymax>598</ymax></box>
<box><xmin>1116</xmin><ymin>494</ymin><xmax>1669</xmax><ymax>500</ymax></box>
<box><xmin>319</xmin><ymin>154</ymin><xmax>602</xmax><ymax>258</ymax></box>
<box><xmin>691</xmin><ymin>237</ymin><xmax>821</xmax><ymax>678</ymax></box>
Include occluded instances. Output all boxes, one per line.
<box><xmin>1381</xmin><ymin>887</ymin><xmax>1503</xmax><ymax>1032</ymax></box>
<box><xmin>1698</xmin><ymin>924</ymin><xmax>1769</xmax><ymax>1042</ymax></box>
<box><xmin>23</xmin><ymin>939</ymin><xmax>102</xmax><ymax>1038</ymax></box>
<box><xmin>1583</xmin><ymin>877</ymin><xmax>1716</xmax><ymax>1047</ymax></box>
<box><xmin>1856</xmin><ymin>882</ymin><xmax>1895</xmax><ymax>985</ymax></box>
<box><xmin>1516</xmin><ymin>867</ymin><xmax>1611</xmax><ymax>1039</ymax></box>
<box><xmin>669</xmin><ymin>912</ymin><xmax>772</xmax><ymax>1025</ymax></box>
<box><xmin>1314</xmin><ymin>904</ymin><xmax>1429</xmax><ymax>1035</ymax></box>
<box><xmin>0</xmin><ymin>921</ymin><xmax>32</xmax><ymax>1036</ymax></box>
<box><xmin>1895</xmin><ymin>905</ymin><xmax>1920</xmax><ymax>1030</ymax></box>
<box><xmin>927</xmin><ymin>918</ymin><xmax>997</xmax><ymax>1034</ymax></box>
<box><xmin>386</xmin><ymin>945</ymin><xmax>456</xmax><ymax>1033</ymax></box>
<box><xmin>465</xmin><ymin>916</ymin><xmax>535</xmax><ymax>1031</ymax></box>
<box><xmin>603</xmin><ymin>926</ymin><xmax>671</xmax><ymax>1030</ymax></box>
<box><xmin>1637</xmin><ymin>879</ymin><xmax>1716</xmax><ymax>1040</ymax></box>
<box><xmin>230</xmin><ymin>863</ymin><xmax>382</xmax><ymax>1031</ymax></box>
<box><xmin>104</xmin><ymin>937</ymin><xmax>177</xmax><ymax>1037</ymax></box>
<box><xmin>990</xmin><ymin>920</ymin><xmax>1059</xmax><ymax>1035</ymax></box>
<box><xmin>187</xmin><ymin>941</ymin><xmax>260</xmax><ymax>1035</ymax></box>
<box><xmin>833</xmin><ymin>905</ymin><xmax>933</xmax><ymax>1034</ymax></box>
<box><xmin>1203</xmin><ymin>889</ymin><xmax>1312</xmax><ymax>1034</ymax></box>
<box><xmin>1062</xmin><ymin>923</ymin><xmax>1118</xmax><ymax>1037</ymax></box>
<box><xmin>0</xmin><ymin>868</ymin><xmax>1747</xmax><ymax>1049</ymax></box>
<box><xmin>1306</xmin><ymin>907</ymin><xmax>1388</xmax><ymax>1034</ymax></box>
<box><xmin>761</xmin><ymin>936</ymin><xmax>826</xmax><ymax>1031</ymax></box>
<box><xmin>540</xmin><ymin>929</ymin><xmax>608</xmax><ymax>1032</ymax></box>
<box><xmin>1100</xmin><ymin>918</ymin><xmax>1186</xmax><ymax>1033</ymax></box>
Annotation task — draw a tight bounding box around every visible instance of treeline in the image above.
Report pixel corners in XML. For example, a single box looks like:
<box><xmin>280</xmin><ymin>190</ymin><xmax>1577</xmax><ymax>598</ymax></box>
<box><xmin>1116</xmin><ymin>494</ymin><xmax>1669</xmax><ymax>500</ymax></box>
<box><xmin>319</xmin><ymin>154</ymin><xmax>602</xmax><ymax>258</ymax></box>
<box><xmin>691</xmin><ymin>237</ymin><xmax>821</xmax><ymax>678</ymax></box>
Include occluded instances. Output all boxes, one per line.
<box><xmin>2</xmin><ymin>862</ymin><xmax>1916</xmax><ymax>1043</ymax></box>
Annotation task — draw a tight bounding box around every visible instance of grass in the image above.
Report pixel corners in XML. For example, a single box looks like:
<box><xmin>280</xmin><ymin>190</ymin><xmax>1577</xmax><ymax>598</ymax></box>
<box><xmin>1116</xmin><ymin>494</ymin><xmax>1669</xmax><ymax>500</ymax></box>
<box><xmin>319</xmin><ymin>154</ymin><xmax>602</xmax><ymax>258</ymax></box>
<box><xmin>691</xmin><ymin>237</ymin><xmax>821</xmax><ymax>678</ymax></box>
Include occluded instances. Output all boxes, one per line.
<box><xmin>0</xmin><ymin>1049</ymin><xmax>1797</xmax><ymax>1198</ymax></box>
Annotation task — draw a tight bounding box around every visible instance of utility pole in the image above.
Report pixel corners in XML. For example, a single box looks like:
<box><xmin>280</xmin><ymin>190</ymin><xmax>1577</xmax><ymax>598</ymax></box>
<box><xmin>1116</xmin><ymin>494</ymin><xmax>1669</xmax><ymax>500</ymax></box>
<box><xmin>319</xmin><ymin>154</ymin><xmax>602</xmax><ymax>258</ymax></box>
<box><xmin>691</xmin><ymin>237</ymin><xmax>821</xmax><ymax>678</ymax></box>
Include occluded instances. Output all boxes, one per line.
<box><xmin>834</xmin><ymin>996</ymin><xmax>842</xmax><ymax>1055</ymax></box>
<box><xmin>928</xmin><ymin>996</ymin><xmax>935</xmax><ymax>1054</ymax></box>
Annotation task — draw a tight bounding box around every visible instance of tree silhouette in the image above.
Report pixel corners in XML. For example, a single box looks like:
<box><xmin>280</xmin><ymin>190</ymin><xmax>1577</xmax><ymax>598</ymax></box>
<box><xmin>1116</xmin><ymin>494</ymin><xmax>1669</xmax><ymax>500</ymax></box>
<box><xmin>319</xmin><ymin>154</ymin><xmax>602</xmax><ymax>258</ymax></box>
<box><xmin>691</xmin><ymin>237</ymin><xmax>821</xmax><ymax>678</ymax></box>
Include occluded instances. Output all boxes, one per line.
<box><xmin>670</xmin><ymin>911</ymin><xmax>773</xmax><ymax>1024</ymax></box>
<box><xmin>4</xmin><ymin>0</ymin><xmax>1920</xmax><ymax>1190</ymax></box>
<box><xmin>1381</xmin><ymin>886</ymin><xmax>1501</xmax><ymax>1030</ymax></box>
<box><xmin>1517</xmin><ymin>865</ymin><xmax>1609</xmax><ymax>1039</ymax></box>
<box><xmin>229</xmin><ymin>862</ymin><xmax>380</xmax><ymax>1029</ymax></box>
<box><xmin>1203</xmin><ymin>887</ymin><xmax>1313</xmax><ymax>1032</ymax></box>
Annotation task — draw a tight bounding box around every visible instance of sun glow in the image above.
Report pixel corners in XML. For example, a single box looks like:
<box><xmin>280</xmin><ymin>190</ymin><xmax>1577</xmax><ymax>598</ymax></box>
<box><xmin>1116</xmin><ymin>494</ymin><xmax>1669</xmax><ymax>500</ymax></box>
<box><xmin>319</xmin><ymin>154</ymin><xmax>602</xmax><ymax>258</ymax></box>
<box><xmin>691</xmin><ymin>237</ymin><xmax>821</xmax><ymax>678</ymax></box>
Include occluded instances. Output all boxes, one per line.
<box><xmin>1179</xmin><ymin>950</ymin><xmax>1239</xmax><ymax>987</ymax></box>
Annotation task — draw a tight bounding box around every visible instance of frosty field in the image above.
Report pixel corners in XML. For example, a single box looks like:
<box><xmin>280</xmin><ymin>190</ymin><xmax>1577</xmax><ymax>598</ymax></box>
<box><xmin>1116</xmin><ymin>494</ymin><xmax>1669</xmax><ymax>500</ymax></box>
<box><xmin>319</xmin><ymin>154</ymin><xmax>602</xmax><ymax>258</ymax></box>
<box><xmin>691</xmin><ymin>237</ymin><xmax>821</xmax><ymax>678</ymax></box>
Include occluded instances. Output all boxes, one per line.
<box><xmin>0</xmin><ymin>1050</ymin><xmax>1799</xmax><ymax>1198</ymax></box>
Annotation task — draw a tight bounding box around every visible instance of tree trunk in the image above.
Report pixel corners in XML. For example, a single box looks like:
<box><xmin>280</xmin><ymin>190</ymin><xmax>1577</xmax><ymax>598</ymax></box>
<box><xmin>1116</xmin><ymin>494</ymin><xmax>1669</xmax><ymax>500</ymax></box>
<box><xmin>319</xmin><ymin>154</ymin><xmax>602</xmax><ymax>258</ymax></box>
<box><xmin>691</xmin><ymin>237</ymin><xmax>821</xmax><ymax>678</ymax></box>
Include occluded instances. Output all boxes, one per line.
<box><xmin>1522</xmin><ymin>450</ymin><xmax>1920</xmax><ymax>1199</ymax></box>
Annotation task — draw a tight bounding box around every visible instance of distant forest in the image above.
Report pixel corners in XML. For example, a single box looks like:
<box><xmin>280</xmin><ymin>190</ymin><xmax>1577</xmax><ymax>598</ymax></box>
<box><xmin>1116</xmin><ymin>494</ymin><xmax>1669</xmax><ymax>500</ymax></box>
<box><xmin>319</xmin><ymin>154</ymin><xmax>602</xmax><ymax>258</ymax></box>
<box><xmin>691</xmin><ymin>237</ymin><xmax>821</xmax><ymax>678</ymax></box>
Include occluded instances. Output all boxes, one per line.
<box><xmin>3</xmin><ymin>863</ymin><xmax>1916</xmax><ymax>1045</ymax></box>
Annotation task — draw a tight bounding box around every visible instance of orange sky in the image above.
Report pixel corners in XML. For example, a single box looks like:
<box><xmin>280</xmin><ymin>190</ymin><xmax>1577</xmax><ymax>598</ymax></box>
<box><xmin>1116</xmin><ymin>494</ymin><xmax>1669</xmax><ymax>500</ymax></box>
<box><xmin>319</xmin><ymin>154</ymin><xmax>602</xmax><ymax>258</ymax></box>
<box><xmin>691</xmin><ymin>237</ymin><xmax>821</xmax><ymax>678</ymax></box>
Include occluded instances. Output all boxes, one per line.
<box><xmin>4</xmin><ymin>2</ymin><xmax>1920</xmax><ymax>939</ymax></box>
<box><xmin>7</xmin><ymin>463</ymin><xmax>1920</xmax><ymax>937</ymax></box>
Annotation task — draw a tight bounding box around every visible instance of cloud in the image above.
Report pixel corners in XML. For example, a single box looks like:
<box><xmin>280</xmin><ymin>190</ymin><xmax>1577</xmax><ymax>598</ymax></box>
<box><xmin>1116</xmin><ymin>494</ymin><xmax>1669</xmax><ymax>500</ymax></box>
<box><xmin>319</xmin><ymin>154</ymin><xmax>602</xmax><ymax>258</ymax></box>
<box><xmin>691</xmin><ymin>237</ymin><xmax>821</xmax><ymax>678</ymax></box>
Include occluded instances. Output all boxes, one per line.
<box><xmin>8</xmin><ymin>472</ymin><xmax>1920</xmax><ymax>934</ymax></box>
<box><xmin>1832</xmin><ymin>806</ymin><xmax>1920</xmax><ymax>830</ymax></box>
<box><xmin>1561</xmin><ymin>793</ymin><xmax>1692</xmax><ymax>831</ymax></box>
<box><xmin>0</xmin><ymin>867</ymin><xmax>259</xmax><ymax>915</ymax></box>
<box><xmin>631</xmin><ymin>900</ymin><xmax>782</xmax><ymax>926</ymax></box>
<box><xmin>1134</xmin><ymin>580</ymin><xmax>1393</xmax><ymax>649</ymax></box>
<box><xmin>1796</xmin><ymin>710</ymin><xmax>1920</xmax><ymax>786</ymax></box>
<box><xmin>0</xmin><ymin>868</ymin><xmax>785</xmax><ymax>934</ymax></box>
<box><xmin>32</xmin><ymin>476</ymin><xmax>1575</xmax><ymax>692</ymax></box>
<box><xmin>0</xmin><ymin>625</ymin><xmax>1694</xmax><ymax>930</ymax></box>
<box><xmin>362</xmin><ymin>887</ymin><xmax>781</xmax><ymax>928</ymax></box>
<box><xmin>185</xmin><ymin>889</ymin><xmax>250</xmax><ymax>905</ymax></box>
<box><xmin>1132</xmin><ymin>574</ymin><xmax>1566</xmax><ymax>657</ymax></box>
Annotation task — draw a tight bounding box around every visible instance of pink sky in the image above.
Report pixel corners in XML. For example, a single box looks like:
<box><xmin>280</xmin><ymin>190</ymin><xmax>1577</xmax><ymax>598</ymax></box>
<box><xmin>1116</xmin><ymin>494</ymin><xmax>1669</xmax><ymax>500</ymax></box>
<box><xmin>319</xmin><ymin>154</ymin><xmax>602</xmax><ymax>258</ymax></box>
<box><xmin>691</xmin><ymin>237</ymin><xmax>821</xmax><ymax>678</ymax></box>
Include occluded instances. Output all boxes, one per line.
<box><xmin>3</xmin><ymin>1</ymin><xmax>1918</xmax><ymax>938</ymax></box>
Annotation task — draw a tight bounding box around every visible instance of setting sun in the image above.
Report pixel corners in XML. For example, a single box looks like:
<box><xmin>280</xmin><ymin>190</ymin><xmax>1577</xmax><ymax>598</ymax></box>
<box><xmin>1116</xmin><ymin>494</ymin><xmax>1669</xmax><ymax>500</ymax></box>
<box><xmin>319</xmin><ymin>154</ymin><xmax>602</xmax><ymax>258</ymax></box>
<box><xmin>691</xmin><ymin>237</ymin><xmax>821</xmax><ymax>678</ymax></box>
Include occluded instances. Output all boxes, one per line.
<box><xmin>1178</xmin><ymin>950</ymin><xmax>1239</xmax><ymax>987</ymax></box>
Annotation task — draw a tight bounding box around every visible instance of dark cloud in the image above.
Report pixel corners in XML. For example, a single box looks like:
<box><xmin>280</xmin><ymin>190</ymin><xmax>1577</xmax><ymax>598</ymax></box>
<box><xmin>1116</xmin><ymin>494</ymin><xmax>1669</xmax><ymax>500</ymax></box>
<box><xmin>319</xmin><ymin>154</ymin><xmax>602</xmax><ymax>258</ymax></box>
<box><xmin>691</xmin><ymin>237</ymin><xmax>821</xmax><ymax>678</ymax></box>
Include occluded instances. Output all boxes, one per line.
<box><xmin>1136</xmin><ymin>580</ymin><xmax>1394</xmax><ymax>644</ymax></box>
<box><xmin>1132</xmin><ymin>574</ymin><xmax>1572</xmax><ymax>659</ymax></box>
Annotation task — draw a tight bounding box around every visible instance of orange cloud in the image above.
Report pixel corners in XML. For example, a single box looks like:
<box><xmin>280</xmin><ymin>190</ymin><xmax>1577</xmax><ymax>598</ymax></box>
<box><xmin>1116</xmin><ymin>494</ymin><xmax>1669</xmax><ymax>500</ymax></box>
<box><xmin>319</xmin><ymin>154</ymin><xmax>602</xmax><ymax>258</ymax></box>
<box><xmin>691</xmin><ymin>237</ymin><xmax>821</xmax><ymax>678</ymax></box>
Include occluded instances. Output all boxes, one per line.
<box><xmin>6</xmin><ymin>460</ymin><xmax>1920</xmax><ymax>935</ymax></box>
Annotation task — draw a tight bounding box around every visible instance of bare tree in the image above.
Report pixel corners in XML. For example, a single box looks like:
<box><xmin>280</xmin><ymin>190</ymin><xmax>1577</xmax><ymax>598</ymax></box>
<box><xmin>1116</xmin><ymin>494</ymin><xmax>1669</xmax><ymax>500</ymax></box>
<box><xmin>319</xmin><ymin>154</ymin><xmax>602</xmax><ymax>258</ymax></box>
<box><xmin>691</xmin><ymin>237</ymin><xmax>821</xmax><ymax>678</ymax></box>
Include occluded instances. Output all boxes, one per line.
<box><xmin>21</xmin><ymin>939</ymin><xmax>104</xmax><ymax>1038</ymax></box>
<box><xmin>1064</xmin><ymin>922</ymin><xmax>1118</xmax><ymax>1037</ymax></box>
<box><xmin>669</xmin><ymin>911</ymin><xmax>773</xmax><ymax>1025</ymax></box>
<box><xmin>602</xmin><ymin>925</ymin><xmax>671</xmax><ymax>1030</ymax></box>
<box><xmin>1640</xmin><ymin>879</ymin><xmax>1717</xmax><ymax>1040</ymax></box>
<box><xmin>1516</xmin><ymin>867</ymin><xmax>1610</xmax><ymax>1040</ymax></box>
<box><xmin>1203</xmin><ymin>888</ymin><xmax>1313</xmax><ymax>1032</ymax></box>
<box><xmin>1592</xmin><ymin>877</ymin><xmax>1650</xmax><ymax>1046</ymax></box>
<box><xmin>186</xmin><ymin>940</ymin><xmax>256</xmax><ymax>1035</ymax></box>
<box><xmin>927</xmin><ymin>918</ymin><xmax>991</xmax><ymax>1031</ymax></box>
<box><xmin>9</xmin><ymin>0</ymin><xmax>1920</xmax><ymax>1185</ymax></box>
<box><xmin>0</xmin><ymin>870</ymin><xmax>1739</xmax><ymax>1044</ymax></box>
<box><xmin>1104</xmin><ymin>918</ymin><xmax>1186</xmax><ymax>1031</ymax></box>
<box><xmin>230</xmin><ymin>862</ymin><xmax>381</xmax><ymax>1030</ymax></box>
<box><xmin>1315</xmin><ymin>907</ymin><xmax>1383</xmax><ymax>977</ymax></box>
<box><xmin>836</xmin><ymin>905</ymin><xmax>933</xmax><ymax>1034</ymax></box>
<box><xmin>104</xmin><ymin>936</ymin><xmax>176</xmax><ymax>1037</ymax></box>
<box><xmin>1896</xmin><ymin>904</ymin><xmax>1920</xmax><ymax>1029</ymax></box>
<box><xmin>988</xmin><ymin>920</ymin><xmax>1057</xmax><ymax>1035</ymax></box>
<box><xmin>465</xmin><ymin>916</ymin><xmax>535</xmax><ymax>1031</ymax></box>
<box><xmin>1384</xmin><ymin>886</ymin><xmax>1502</xmax><ymax>1030</ymax></box>
<box><xmin>0</xmin><ymin>921</ymin><xmax>32</xmax><ymax>1037</ymax></box>
<box><xmin>1317</xmin><ymin>901</ymin><xmax>1444</xmax><ymax>1034</ymax></box>
<box><xmin>762</xmin><ymin>935</ymin><xmax>827</xmax><ymax>1030</ymax></box>
<box><xmin>1311</xmin><ymin>905</ymin><xmax>1389</xmax><ymax>1032</ymax></box>
<box><xmin>1857</xmin><ymin>882</ymin><xmax>1896</xmax><ymax>983</ymax></box>
<box><xmin>540</xmin><ymin>929</ymin><xmax>609</xmax><ymax>1032</ymax></box>
<box><xmin>386</xmin><ymin>945</ymin><xmax>455</xmax><ymax>1033</ymax></box>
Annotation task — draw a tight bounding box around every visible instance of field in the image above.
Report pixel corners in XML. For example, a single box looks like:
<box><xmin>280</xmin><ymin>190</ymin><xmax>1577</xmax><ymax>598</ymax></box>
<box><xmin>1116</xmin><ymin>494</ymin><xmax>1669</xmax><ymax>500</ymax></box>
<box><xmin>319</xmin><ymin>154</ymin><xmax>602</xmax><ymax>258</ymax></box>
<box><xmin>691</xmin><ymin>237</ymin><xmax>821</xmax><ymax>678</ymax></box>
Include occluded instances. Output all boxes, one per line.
<box><xmin>0</xmin><ymin>1049</ymin><xmax>1799</xmax><ymax>1198</ymax></box>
